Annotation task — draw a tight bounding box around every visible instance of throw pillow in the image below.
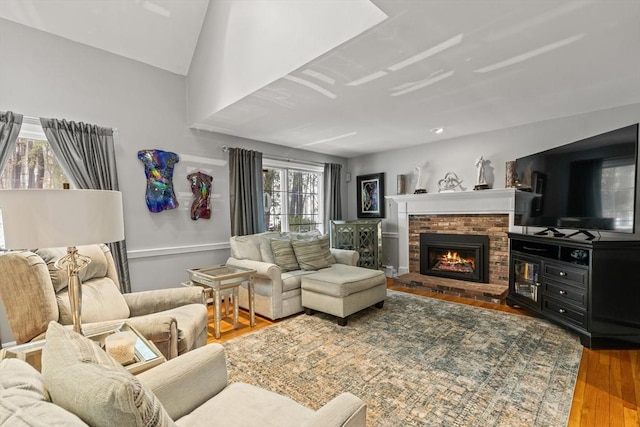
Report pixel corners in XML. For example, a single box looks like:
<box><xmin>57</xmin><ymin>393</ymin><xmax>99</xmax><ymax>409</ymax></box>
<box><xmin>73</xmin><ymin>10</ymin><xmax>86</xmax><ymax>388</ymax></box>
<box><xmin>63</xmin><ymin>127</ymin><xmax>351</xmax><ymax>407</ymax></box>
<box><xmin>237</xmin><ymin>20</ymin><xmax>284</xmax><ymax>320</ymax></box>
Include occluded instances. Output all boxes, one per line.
<box><xmin>291</xmin><ymin>239</ymin><xmax>330</xmax><ymax>271</ymax></box>
<box><xmin>318</xmin><ymin>234</ymin><xmax>337</xmax><ymax>265</ymax></box>
<box><xmin>270</xmin><ymin>240</ymin><xmax>299</xmax><ymax>272</ymax></box>
<box><xmin>229</xmin><ymin>235</ymin><xmax>262</xmax><ymax>261</ymax></box>
<box><xmin>41</xmin><ymin>322</ymin><xmax>175</xmax><ymax>427</ymax></box>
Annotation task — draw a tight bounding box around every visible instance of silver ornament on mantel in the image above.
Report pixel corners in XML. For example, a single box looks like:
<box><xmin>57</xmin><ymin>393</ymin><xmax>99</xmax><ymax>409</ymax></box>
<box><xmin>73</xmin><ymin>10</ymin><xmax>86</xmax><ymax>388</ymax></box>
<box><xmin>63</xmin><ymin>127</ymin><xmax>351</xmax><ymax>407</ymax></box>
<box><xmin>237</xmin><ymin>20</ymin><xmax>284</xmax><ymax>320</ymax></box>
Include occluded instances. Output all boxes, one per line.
<box><xmin>438</xmin><ymin>172</ymin><xmax>462</xmax><ymax>192</ymax></box>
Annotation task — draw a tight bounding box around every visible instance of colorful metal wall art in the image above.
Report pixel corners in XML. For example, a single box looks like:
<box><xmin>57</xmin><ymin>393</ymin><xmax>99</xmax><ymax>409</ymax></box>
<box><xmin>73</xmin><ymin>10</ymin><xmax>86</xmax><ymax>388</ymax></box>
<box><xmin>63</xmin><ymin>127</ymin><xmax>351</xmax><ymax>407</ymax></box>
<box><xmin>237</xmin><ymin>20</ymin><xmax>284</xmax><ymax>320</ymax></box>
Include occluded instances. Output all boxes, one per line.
<box><xmin>187</xmin><ymin>171</ymin><xmax>212</xmax><ymax>220</ymax></box>
<box><xmin>137</xmin><ymin>149</ymin><xmax>179</xmax><ymax>213</ymax></box>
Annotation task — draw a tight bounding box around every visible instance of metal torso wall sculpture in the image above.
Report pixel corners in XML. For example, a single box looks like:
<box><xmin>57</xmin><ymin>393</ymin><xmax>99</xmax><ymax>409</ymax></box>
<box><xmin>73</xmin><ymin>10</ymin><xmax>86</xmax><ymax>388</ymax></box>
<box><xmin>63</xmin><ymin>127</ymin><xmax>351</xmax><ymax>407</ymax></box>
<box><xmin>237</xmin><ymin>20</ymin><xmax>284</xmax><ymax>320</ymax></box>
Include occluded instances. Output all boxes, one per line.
<box><xmin>187</xmin><ymin>171</ymin><xmax>213</xmax><ymax>220</ymax></box>
<box><xmin>137</xmin><ymin>149</ymin><xmax>180</xmax><ymax>213</ymax></box>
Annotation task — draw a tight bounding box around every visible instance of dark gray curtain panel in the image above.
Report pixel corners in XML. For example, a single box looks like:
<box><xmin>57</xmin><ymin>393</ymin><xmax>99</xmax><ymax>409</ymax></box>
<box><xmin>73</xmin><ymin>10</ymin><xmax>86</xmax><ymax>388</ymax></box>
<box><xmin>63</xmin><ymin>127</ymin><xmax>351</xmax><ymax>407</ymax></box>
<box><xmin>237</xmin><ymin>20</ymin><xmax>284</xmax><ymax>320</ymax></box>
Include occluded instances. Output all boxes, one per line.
<box><xmin>0</xmin><ymin>111</ymin><xmax>23</xmax><ymax>172</ymax></box>
<box><xmin>323</xmin><ymin>162</ymin><xmax>342</xmax><ymax>233</ymax></box>
<box><xmin>229</xmin><ymin>147</ymin><xmax>265</xmax><ymax>236</ymax></box>
<box><xmin>40</xmin><ymin>117</ymin><xmax>131</xmax><ymax>293</ymax></box>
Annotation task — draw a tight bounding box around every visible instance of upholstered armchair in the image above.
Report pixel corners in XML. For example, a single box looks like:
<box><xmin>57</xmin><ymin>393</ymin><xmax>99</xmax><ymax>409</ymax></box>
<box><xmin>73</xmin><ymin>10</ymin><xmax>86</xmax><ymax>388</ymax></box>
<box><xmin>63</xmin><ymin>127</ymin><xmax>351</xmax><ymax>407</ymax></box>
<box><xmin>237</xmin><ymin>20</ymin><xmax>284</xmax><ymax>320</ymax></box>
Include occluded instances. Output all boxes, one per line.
<box><xmin>0</xmin><ymin>322</ymin><xmax>367</xmax><ymax>426</ymax></box>
<box><xmin>0</xmin><ymin>244</ymin><xmax>208</xmax><ymax>359</ymax></box>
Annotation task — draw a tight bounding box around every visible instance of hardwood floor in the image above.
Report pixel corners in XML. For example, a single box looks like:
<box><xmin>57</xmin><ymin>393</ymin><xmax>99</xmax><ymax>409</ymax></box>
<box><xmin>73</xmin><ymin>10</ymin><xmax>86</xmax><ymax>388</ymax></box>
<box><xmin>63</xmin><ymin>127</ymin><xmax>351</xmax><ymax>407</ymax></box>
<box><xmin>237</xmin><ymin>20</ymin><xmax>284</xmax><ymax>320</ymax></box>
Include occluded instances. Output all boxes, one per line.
<box><xmin>205</xmin><ymin>282</ymin><xmax>640</xmax><ymax>426</ymax></box>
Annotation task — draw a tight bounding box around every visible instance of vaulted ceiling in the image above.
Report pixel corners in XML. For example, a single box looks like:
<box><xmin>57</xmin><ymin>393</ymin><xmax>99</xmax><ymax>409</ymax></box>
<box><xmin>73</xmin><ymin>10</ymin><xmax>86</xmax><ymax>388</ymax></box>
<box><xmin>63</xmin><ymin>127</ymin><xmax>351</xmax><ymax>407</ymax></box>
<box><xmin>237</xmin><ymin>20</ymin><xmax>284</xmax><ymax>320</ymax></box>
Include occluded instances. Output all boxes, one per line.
<box><xmin>1</xmin><ymin>0</ymin><xmax>639</xmax><ymax>158</ymax></box>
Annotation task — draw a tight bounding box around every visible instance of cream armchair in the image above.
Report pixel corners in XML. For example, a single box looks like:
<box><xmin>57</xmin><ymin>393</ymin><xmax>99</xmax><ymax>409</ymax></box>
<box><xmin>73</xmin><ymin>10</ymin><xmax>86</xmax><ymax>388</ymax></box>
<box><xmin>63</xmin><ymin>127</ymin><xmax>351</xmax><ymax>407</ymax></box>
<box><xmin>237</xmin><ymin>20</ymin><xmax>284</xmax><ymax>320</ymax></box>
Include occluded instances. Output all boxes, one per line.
<box><xmin>0</xmin><ymin>244</ymin><xmax>208</xmax><ymax>359</ymax></box>
<box><xmin>0</xmin><ymin>322</ymin><xmax>367</xmax><ymax>427</ymax></box>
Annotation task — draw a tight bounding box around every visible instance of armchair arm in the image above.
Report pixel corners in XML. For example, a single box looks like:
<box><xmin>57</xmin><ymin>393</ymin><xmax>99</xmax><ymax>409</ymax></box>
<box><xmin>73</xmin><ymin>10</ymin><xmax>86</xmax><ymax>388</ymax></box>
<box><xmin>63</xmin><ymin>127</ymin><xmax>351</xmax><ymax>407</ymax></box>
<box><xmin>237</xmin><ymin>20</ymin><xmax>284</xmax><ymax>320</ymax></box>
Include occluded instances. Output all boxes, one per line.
<box><xmin>225</xmin><ymin>257</ymin><xmax>282</xmax><ymax>280</ymax></box>
<box><xmin>125</xmin><ymin>315</ymin><xmax>178</xmax><ymax>360</ymax></box>
<box><xmin>123</xmin><ymin>287</ymin><xmax>205</xmax><ymax>317</ymax></box>
<box><xmin>137</xmin><ymin>343</ymin><xmax>228</xmax><ymax>421</ymax></box>
<box><xmin>330</xmin><ymin>249</ymin><xmax>359</xmax><ymax>266</ymax></box>
<box><xmin>303</xmin><ymin>392</ymin><xmax>367</xmax><ymax>427</ymax></box>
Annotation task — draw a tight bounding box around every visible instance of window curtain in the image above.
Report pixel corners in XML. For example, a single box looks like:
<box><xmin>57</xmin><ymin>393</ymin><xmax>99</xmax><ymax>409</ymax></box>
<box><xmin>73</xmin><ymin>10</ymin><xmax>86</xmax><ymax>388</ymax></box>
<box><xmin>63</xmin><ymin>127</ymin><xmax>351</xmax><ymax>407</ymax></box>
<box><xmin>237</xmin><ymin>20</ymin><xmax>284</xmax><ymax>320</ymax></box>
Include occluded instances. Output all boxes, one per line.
<box><xmin>40</xmin><ymin>118</ymin><xmax>131</xmax><ymax>293</ymax></box>
<box><xmin>229</xmin><ymin>148</ymin><xmax>265</xmax><ymax>236</ymax></box>
<box><xmin>323</xmin><ymin>162</ymin><xmax>343</xmax><ymax>233</ymax></box>
<box><xmin>0</xmin><ymin>111</ymin><xmax>23</xmax><ymax>172</ymax></box>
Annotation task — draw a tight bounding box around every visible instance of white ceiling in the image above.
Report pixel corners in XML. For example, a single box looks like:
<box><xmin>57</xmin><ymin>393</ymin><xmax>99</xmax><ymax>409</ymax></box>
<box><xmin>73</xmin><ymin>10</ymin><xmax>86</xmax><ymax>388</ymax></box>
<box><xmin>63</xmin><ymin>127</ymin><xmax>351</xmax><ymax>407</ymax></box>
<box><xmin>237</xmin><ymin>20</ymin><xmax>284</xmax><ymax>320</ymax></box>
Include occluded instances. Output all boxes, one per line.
<box><xmin>1</xmin><ymin>0</ymin><xmax>639</xmax><ymax>158</ymax></box>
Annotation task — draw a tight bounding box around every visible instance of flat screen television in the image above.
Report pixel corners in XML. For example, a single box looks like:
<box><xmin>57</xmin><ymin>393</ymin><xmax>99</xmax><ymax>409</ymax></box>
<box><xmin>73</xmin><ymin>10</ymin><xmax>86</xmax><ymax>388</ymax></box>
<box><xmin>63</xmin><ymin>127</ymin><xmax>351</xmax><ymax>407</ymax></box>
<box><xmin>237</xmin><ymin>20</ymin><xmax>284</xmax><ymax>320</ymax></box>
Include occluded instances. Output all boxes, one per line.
<box><xmin>514</xmin><ymin>124</ymin><xmax>639</xmax><ymax>239</ymax></box>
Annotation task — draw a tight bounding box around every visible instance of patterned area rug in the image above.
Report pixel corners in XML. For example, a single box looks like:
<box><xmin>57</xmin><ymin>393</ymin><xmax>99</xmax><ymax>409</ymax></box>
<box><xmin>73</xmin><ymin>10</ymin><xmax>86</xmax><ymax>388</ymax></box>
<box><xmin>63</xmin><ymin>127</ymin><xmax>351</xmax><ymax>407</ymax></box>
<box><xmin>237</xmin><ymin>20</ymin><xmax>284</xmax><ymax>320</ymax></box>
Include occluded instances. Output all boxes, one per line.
<box><xmin>223</xmin><ymin>291</ymin><xmax>582</xmax><ymax>426</ymax></box>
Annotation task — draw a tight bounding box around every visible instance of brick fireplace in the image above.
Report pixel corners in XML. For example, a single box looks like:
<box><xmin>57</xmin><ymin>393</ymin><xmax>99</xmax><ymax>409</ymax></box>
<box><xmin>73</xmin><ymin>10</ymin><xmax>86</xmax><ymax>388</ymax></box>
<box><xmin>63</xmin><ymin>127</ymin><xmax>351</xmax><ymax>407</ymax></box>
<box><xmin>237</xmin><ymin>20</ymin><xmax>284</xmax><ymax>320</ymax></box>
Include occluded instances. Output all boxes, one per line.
<box><xmin>387</xmin><ymin>189</ymin><xmax>524</xmax><ymax>303</ymax></box>
<box><xmin>410</xmin><ymin>214</ymin><xmax>509</xmax><ymax>287</ymax></box>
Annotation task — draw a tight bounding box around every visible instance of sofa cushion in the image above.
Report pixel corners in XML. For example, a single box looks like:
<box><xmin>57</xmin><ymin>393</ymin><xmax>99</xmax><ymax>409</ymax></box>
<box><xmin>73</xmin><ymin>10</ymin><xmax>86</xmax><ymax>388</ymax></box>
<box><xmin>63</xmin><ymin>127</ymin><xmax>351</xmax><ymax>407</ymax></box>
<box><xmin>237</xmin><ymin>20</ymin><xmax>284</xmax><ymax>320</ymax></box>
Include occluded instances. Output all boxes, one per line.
<box><xmin>56</xmin><ymin>278</ymin><xmax>130</xmax><ymax>325</ymax></box>
<box><xmin>291</xmin><ymin>239</ymin><xmax>330</xmax><ymax>271</ymax></box>
<box><xmin>270</xmin><ymin>240</ymin><xmax>299</xmax><ymax>272</ymax></box>
<box><xmin>281</xmin><ymin>270</ymin><xmax>316</xmax><ymax>292</ymax></box>
<box><xmin>35</xmin><ymin>245</ymin><xmax>111</xmax><ymax>293</ymax></box>
<box><xmin>175</xmin><ymin>382</ymin><xmax>313</xmax><ymax>427</ymax></box>
<box><xmin>0</xmin><ymin>358</ymin><xmax>89</xmax><ymax>426</ymax></box>
<box><xmin>41</xmin><ymin>322</ymin><xmax>176</xmax><ymax>427</ymax></box>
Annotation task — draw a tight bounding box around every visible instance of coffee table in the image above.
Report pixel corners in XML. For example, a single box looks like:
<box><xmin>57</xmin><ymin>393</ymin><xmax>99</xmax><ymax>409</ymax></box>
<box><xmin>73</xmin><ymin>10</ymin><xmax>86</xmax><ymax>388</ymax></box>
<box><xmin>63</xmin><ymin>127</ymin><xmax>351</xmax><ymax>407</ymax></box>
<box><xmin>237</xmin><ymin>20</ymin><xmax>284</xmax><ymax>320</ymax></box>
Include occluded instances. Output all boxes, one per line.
<box><xmin>186</xmin><ymin>265</ymin><xmax>256</xmax><ymax>339</ymax></box>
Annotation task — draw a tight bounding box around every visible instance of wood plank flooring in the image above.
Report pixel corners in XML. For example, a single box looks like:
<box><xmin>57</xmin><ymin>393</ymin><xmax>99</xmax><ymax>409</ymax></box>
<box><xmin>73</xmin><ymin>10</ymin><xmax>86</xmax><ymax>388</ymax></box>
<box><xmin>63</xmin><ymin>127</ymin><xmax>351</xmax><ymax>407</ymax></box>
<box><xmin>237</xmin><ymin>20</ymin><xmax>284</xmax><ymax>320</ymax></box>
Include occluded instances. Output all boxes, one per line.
<box><xmin>206</xmin><ymin>281</ymin><xmax>640</xmax><ymax>426</ymax></box>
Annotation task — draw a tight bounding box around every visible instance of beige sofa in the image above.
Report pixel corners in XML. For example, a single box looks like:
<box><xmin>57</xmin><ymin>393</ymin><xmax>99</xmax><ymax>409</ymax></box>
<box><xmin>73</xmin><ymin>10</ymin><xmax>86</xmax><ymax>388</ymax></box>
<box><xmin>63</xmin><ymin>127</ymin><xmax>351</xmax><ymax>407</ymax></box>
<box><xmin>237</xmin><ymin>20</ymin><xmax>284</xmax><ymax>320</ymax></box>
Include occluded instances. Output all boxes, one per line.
<box><xmin>0</xmin><ymin>244</ymin><xmax>208</xmax><ymax>360</ymax></box>
<box><xmin>227</xmin><ymin>231</ymin><xmax>386</xmax><ymax>325</ymax></box>
<box><xmin>0</xmin><ymin>322</ymin><xmax>367</xmax><ymax>427</ymax></box>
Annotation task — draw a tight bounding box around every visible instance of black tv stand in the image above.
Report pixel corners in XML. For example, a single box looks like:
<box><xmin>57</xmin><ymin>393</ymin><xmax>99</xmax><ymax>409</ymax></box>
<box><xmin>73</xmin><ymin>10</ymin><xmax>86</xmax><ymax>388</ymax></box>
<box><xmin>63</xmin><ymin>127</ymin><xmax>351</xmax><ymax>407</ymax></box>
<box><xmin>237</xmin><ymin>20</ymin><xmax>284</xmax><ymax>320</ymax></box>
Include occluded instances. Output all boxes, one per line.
<box><xmin>564</xmin><ymin>229</ymin><xmax>596</xmax><ymax>240</ymax></box>
<box><xmin>507</xmin><ymin>232</ymin><xmax>640</xmax><ymax>348</ymax></box>
<box><xmin>534</xmin><ymin>227</ymin><xmax>565</xmax><ymax>237</ymax></box>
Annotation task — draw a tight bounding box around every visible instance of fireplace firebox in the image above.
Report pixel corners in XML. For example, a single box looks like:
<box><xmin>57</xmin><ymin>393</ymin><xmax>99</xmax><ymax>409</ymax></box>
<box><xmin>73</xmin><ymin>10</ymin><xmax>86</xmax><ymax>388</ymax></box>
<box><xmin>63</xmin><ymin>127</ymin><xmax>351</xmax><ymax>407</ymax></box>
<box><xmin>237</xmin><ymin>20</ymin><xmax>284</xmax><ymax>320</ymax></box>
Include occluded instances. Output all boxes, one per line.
<box><xmin>420</xmin><ymin>233</ymin><xmax>489</xmax><ymax>283</ymax></box>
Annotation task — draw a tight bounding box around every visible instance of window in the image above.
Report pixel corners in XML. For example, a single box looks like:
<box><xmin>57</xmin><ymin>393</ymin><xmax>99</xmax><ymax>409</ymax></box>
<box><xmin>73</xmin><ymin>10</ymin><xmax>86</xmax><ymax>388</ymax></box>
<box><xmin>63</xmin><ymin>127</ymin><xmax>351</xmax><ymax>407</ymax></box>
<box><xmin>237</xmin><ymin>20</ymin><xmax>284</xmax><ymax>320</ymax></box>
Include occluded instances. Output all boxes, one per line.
<box><xmin>263</xmin><ymin>159</ymin><xmax>324</xmax><ymax>233</ymax></box>
<box><xmin>600</xmin><ymin>157</ymin><xmax>635</xmax><ymax>231</ymax></box>
<box><xmin>0</xmin><ymin>119</ymin><xmax>70</xmax><ymax>248</ymax></box>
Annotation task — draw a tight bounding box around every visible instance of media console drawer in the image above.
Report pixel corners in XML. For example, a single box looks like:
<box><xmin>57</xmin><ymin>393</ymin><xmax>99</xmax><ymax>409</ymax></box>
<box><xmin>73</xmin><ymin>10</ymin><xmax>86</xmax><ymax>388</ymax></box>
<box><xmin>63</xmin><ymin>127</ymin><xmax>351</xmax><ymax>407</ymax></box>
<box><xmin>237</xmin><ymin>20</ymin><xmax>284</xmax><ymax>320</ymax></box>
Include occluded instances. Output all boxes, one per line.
<box><xmin>544</xmin><ymin>281</ymin><xmax>586</xmax><ymax>309</ymax></box>
<box><xmin>544</xmin><ymin>264</ymin><xmax>587</xmax><ymax>287</ymax></box>
<box><xmin>543</xmin><ymin>297</ymin><xmax>588</xmax><ymax>330</ymax></box>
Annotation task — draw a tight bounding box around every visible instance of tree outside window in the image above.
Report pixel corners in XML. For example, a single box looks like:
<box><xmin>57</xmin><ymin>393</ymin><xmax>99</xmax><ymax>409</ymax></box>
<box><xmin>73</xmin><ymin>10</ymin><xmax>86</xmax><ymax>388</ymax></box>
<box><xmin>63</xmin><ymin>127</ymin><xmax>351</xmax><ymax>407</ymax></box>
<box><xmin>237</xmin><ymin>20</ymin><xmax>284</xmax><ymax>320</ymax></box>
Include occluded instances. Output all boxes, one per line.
<box><xmin>263</xmin><ymin>160</ymin><xmax>323</xmax><ymax>233</ymax></box>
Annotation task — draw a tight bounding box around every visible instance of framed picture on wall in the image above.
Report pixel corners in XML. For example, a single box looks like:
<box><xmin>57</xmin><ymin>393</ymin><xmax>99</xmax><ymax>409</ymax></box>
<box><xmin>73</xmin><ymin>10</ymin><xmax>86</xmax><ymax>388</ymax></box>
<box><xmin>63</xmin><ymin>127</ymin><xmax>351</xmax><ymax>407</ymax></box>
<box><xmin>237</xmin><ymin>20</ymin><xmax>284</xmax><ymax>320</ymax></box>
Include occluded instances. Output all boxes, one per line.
<box><xmin>357</xmin><ymin>173</ymin><xmax>385</xmax><ymax>218</ymax></box>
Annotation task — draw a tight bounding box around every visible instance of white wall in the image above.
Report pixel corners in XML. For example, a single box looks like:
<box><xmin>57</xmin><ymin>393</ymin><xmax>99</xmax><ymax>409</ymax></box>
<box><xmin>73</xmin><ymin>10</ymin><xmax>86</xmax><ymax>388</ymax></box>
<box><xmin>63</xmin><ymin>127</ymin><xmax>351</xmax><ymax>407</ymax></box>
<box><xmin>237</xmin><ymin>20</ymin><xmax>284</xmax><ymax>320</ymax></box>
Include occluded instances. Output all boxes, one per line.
<box><xmin>186</xmin><ymin>0</ymin><xmax>386</xmax><ymax>127</ymax></box>
<box><xmin>346</xmin><ymin>103</ymin><xmax>640</xmax><ymax>269</ymax></box>
<box><xmin>0</xmin><ymin>19</ymin><xmax>347</xmax><ymax>345</ymax></box>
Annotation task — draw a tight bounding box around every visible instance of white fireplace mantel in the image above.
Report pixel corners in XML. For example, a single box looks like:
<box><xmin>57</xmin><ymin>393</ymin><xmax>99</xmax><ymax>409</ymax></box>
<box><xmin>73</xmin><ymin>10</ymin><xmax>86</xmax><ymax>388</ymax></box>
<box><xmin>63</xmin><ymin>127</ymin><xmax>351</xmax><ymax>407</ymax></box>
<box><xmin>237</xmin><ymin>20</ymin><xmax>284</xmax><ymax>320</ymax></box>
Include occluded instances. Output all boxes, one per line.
<box><xmin>386</xmin><ymin>189</ymin><xmax>526</xmax><ymax>274</ymax></box>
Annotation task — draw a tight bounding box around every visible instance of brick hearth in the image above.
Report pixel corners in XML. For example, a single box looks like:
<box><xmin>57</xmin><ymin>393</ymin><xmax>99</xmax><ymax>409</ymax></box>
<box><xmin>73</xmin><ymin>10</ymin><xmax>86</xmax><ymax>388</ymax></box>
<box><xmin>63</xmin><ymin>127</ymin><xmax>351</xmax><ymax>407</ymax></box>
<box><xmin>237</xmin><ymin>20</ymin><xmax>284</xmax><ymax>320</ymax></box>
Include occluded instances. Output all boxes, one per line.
<box><xmin>393</xmin><ymin>272</ymin><xmax>508</xmax><ymax>304</ymax></box>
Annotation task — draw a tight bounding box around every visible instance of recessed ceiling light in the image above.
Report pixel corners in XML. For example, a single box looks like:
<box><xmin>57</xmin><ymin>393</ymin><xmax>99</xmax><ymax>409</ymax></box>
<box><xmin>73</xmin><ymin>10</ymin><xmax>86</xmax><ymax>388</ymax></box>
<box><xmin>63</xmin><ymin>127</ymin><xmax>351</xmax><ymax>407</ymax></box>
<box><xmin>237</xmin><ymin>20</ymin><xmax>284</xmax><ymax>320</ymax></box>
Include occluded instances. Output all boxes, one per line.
<box><xmin>431</xmin><ymin>127</ymin><xmax>444</xmax><ymax>134</ymax></box>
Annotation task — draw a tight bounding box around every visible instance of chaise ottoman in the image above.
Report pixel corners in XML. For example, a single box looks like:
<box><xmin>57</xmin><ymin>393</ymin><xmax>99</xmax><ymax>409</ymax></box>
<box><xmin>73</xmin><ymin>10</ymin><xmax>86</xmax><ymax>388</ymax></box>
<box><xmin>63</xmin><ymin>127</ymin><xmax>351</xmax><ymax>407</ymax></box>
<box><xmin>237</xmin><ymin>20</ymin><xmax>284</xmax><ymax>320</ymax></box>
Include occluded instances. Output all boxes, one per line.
<box><xmin>301</xmin><ymin>264</ymin><xmax>387</xmax><ymax>326</ymax></box>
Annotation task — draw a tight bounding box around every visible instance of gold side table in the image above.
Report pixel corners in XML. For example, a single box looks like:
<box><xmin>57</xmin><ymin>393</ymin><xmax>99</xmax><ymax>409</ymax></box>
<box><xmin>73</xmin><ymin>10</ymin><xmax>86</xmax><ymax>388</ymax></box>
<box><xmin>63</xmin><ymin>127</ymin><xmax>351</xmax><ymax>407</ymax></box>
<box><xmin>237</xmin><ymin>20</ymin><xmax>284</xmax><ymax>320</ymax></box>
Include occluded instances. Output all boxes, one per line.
<box><xmin>187</xmin><ymin>265</ymin><xmax>256</xmax><ymax>339</ymax></box>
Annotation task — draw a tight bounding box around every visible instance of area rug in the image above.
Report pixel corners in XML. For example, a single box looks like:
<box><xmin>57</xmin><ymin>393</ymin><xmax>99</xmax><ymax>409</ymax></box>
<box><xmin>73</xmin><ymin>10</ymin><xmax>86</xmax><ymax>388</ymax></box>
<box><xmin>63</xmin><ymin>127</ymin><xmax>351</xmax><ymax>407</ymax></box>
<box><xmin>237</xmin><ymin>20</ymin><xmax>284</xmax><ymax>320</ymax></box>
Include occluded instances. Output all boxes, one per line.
<box><xmin>223</xmin><ymin>291</ymin><xmax>582</xmax><ymax>426</ymax></box>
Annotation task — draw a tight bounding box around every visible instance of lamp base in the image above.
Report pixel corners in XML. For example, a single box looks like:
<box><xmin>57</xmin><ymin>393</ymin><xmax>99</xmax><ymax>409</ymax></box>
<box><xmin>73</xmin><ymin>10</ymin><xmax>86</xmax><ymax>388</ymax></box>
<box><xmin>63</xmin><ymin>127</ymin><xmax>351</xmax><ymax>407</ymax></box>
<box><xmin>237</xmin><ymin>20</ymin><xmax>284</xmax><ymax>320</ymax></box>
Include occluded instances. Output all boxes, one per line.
<box><xmin>55</xmin><ymin>246</ymin><xmax>91</xmax><ymax>335</ymax></box>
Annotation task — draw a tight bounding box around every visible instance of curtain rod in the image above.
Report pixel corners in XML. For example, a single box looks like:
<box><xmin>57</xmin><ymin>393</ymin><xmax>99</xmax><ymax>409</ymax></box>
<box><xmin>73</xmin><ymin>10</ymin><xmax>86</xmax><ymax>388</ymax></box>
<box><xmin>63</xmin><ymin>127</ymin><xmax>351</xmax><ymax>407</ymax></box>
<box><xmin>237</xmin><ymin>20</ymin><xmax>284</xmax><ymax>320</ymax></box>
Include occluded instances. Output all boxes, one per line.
<box><xmin>220</xmin><ymin>145</ymin><xmax>325</xmax><ymax>167</ymax></box>
<box><xmin>23</xmin><ymin>115</ymin><xmax>119</xmax><ymax>133</ymax></box>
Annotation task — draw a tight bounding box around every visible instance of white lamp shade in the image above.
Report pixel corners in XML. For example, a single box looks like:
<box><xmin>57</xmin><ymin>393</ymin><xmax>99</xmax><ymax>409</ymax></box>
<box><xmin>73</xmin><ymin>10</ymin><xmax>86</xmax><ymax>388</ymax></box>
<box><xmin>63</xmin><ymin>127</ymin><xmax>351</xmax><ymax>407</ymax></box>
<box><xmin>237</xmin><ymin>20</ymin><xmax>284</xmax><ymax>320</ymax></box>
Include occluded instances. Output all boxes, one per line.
<box><xmin>0</xmin><ymin>189</ymin><xmax>124</xmax><ymax>249</ymax></box>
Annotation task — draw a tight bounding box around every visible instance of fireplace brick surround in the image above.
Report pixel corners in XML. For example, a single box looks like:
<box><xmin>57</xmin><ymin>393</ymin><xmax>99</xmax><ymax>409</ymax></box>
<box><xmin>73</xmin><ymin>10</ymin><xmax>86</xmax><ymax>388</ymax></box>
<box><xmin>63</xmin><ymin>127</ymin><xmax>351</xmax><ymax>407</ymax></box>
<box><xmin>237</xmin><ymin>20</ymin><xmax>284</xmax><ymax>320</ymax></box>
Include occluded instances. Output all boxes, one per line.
<box><xmin>409</xmin><ymin>214</ymin><xmax>510</xmax><ymax>286</ymax></box>
<box><xmin>387</xmin><ymin>190</ymin><xmax>521</xmax><ymax>303</ymax></box>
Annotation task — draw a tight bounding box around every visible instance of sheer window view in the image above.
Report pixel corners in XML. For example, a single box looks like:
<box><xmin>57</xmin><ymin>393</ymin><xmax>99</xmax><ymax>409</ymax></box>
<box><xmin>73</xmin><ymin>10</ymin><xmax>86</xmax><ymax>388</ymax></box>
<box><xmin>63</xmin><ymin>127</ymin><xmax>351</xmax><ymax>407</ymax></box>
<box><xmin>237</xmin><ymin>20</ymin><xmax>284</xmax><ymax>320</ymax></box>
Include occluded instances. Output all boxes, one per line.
<box><xmin>601</xmin><ymin>158</ymin><xmax>636</xmax><ymax>231</ymax></box>
<box><xmin>0</xmin><ymin>122</ymin><xmax>70</xmax><ymax>249</ymax></box>
<box><xmin>263</xmin><ymin>162</ymin><xmax>323</xmax><ymax>233</ymax></box>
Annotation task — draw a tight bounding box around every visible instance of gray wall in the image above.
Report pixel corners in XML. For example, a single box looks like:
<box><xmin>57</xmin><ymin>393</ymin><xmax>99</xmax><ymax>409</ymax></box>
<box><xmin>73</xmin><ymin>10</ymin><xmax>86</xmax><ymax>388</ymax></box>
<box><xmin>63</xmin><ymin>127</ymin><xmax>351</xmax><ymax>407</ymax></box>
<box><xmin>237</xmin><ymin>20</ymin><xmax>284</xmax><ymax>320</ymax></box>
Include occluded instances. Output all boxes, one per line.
<box><xmin>346</xmin><ymin>103</ymin><xmax>640</xmax><ymax>269</ymax></box>
<box><xmin>0</xmin><ymin>19</ymin><xmax>346</xmax><ymax>345</ymax></box>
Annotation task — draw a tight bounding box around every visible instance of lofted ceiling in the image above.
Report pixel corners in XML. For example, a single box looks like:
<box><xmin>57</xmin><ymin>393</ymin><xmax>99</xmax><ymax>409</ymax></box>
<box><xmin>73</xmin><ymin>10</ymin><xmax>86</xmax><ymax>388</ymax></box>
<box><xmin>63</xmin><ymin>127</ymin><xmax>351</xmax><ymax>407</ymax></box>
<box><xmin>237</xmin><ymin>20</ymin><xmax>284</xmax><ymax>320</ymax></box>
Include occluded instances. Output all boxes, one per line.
<box><xmin>1</xmin><ymin>0</ymin><xmax>639</xmax><ymax>158</ymax></box>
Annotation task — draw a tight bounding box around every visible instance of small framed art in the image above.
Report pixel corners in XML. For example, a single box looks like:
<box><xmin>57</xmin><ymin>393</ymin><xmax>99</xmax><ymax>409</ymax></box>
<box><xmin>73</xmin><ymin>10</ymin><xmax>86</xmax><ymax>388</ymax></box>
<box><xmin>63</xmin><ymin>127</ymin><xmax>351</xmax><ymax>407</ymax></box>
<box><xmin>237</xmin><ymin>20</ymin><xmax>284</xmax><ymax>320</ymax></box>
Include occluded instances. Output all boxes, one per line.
<box><xmin>357</xmin><ymin>173</ymin><xmax>385</xmax><ymax>218</ymax></box>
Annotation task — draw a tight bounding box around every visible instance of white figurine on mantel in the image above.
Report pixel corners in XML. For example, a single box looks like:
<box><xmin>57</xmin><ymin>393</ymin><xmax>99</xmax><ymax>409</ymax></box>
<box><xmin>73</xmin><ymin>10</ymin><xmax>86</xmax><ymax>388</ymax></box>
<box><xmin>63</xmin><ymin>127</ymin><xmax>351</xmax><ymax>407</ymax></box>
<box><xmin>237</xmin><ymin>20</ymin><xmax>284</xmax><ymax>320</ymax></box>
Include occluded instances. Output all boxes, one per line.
<box><xmin>474</xmin><ymin>155</ymin><xmax>489</xmax><ymax>190</ymax></box>
<box><xmin>414</xmin><ymin>161</ymin><xmax>428</xmax><ymax>193</ymax></box>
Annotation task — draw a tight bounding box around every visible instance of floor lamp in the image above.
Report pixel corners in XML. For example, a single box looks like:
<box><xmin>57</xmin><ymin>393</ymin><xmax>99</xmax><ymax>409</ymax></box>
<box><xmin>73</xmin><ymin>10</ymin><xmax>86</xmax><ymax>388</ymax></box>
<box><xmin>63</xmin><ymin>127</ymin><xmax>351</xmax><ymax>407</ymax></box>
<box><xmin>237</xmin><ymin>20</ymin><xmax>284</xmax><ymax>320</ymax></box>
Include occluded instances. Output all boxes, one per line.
<box><xmin>0</xmin><ymin>189</ymin><xmax>124</xmax><ymax>335</ymax></box>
